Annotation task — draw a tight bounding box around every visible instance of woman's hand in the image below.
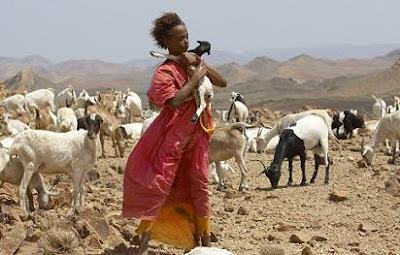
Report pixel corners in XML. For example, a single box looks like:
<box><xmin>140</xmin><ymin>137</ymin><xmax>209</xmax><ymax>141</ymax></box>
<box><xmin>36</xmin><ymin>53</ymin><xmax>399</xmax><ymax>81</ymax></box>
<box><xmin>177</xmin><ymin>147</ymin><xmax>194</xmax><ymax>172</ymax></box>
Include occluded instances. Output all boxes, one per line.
<box><xmin>178</xmin><ymin>52</ymin><xmax>201</xmax><ymax>67</ymax></box>
<box><xmin>191</xmin><ymin>64</ymin><xmax>207</xmax><ymax>86</ymax></box>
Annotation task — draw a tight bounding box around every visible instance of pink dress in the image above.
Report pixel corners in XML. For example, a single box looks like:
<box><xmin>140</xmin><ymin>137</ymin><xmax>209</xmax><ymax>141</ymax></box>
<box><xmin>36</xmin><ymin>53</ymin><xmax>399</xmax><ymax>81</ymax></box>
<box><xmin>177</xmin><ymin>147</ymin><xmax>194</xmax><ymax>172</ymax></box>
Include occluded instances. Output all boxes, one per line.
<box><xmin>122</xmin><ymin>60</ymin><xmax>212</xmax><ymax>225</ymax></box>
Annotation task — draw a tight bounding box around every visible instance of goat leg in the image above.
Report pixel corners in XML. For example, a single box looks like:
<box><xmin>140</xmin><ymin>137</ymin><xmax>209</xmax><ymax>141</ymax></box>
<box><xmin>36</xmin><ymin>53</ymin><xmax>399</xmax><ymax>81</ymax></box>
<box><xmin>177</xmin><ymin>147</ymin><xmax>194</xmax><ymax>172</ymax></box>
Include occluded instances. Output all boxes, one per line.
<box><xmin>299</xmin><ymin>151</ymin><xmax>308</xmax><ymax>186</ymax></box>
<box><xmin>287</xmin><ymin>159</ymin><xmax>293</xmax><ymax>187</ymax></box>
<box><xmin>190</xmin><ymin>83</ymin><xmax>206</xmax><ymax>124</ymax></box>
<box><xmin>310</xmin><ymin>154</ymin><xmax>320</xmax><ymax>183</ymax></box>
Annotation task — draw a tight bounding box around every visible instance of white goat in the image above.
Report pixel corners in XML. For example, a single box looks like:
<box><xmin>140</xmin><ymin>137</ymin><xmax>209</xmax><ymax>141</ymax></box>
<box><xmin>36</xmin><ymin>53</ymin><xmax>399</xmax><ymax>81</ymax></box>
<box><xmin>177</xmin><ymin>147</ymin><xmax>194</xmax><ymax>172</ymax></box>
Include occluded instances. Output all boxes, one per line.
<box><xmin>0</xmin><ymin>113</ymin><xmax>30</xmax><ymax>136</ymax></box>
<box><xmin>10</xmin><ymin>113</ymin><xmax>103</xmax><ymax>213</ymax></box>
<box><xmin>372</xmin><ymin>95</ymin><xmax>387</xmax><ymax>119</ymax></box>
<box><xmin>118</xmin><ymin>123</ymin><xmax>143</xmax><ymax>140</ymax></box>
<box><xmin>262</xmin><ymin>115</ymin><xmax>332</xmax><ymax>189</ymax></box>
<box><xmin>228</xmin><ymin>92</ymin><xmax>248</xmax><ymax>123</ymax></box>
<box><xmin>0</xmin><ymin>94</ymin><xmax>28</xmax><ymax>118</ymax></box>
<box><xmin>76</xmin><ymin>89</ymin><xmax>98</xmax><ymax>109</ymax></box>
<box><xmin>56</xmin><ymin>107</ymin><xmax>78</xmax><ymax>132</ymax></box>
<box><xmin>122</xmin><ymin>91</ymin><xmax>143</xmax><ymax>123</ymax></box>
<box><xmin>25</xmin><ymin>88</ymin><xmax>56</xmax><ymax>114</ymax></box>
<box><xmin>55</xmin><ymin>87</ymin><xmax>77</xmax><ymax>110</ymax></box>
<box><xmin>362</xmin><ymin>111</ymin><xmax>400</xmax><ymax>165</ymax></box>
<box><xmin>257</xmin><ymin>109</ymin><xmax>342</xmax><ymax>156</ymax></box>
<box><xmin>209</xmin><ymin>161</ymin><xmax>235</xmax><ymax>184</ymax></box>
<box><xmin>0</xmin><ymin>146</ymin><xmax>53</xmax><ymax>211</ymax></box>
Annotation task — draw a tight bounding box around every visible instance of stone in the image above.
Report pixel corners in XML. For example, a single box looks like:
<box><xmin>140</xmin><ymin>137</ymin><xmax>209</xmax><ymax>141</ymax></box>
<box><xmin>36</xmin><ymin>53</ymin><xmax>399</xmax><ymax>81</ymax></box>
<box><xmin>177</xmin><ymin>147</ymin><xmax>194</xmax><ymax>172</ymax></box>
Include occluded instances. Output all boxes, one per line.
<box><xmin>79</xmin><ymin>206</ymin><xmax>110</xmax><ymax>242</ymax></box>
<box><xmin>224</xmin><ymin>200</ymin><xmax>235</xmax><ymax>212</ymax></box>
<box><xmin>106</xmin><ymin>226</ymin><xmax>128</xmax><ymax>248</ymax></box>
<box><xmin>120</xmin><ymin>224</ymin><xmax>136</xmax><ymax>241</ymax></box>
<box><xmin>358</xmin><ymin>223</ymin><xmax>379</xmax><ymax>232</ymax></box>
<box><xmin>290</xmin><ymin>232</ymin><xmax>311</xmax><ymax>244</ymax></box>
<box><xmin>237</xmin><ymin>206</ymin><xmax>249</xmax><ymax>215</ymax></box>
<box><xmin>87</xmin><ymin>169</ymin><xmax>101</xmax><ymax>182</ymax></box>
<box><xmin>0</xmin><ymin>222</ymin><xmax>27</xmax><ymax>255</ymax></box>
<box><xmin>302</xmin><ymin>245</ymin><xmax>314</xmax><ymax>255</ymax></box>
<box><xmin>82</xmin><ymin>233</ymin><xmax>103</xmax><ymax>250</ymax></box>
<box><xmin>14</xmin><ymin>241</ymin><xmax>43</xmax><ymax>255</ymax></box>
<box><xmin>329</xmin><ymin>190</ymin><xmax>348</xmax><ymax>202</ymax></box>
<box><xmin>184</xmin><ymin>247</ymin><xmax>234</xmax><ymax>255</ymax></box>
<box><xmin>311</xmin><ymin>234</ymin><xmax>327</xmax><ymax>242</ymax></box>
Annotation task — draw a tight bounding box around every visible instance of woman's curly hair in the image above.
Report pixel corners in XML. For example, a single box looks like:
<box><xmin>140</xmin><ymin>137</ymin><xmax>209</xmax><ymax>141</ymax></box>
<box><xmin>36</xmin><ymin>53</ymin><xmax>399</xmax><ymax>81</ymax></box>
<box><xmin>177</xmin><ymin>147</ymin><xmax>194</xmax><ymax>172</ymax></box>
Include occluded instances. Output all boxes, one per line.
<box><xmin>150</xmin><ymin>12</ymin><xmax>185</xmax><ymax>49</ymax></box>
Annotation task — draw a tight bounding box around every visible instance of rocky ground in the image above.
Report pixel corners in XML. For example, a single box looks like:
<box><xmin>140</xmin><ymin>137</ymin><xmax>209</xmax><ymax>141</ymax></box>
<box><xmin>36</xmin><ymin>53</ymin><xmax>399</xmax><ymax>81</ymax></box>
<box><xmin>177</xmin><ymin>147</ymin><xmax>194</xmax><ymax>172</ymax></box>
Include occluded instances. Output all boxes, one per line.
<box><xmin>1</xmin><ymin>128</ymin><xmax>400</xmax><ymax>255</ymax></box>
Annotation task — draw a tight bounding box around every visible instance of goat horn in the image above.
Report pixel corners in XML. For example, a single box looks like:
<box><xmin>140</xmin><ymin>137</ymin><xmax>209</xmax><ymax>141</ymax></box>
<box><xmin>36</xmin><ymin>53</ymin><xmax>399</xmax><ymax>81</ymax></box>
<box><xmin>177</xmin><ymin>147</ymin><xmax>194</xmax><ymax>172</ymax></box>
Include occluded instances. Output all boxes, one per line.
<box><xmin>249</xmin><ymin>159</ymin><xmax>268</xmax><ymax>174</ymax></box>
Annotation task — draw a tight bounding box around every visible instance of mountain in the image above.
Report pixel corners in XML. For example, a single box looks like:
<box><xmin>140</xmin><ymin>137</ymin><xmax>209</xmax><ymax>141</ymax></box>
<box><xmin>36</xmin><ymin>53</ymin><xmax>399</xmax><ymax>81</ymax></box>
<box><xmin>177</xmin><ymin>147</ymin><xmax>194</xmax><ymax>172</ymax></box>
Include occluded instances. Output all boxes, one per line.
<box><xmin>244</xmin><ymin>56</ymin><xmax>281</xmax><ymax>78</ymax></box>
<box><xmin>216</xmin><ymin>62</ymin><xmax>257</xmax><ymax>85</ymax></box>
<box><xmin>4</xmin><ymin>68</ymin><xmax>55</xmax><ymax>91</ymax></box>
<box><xmin>0</xmin><ymin>55</ymin><xmax>53</xmax><ymax>81</ymax></box>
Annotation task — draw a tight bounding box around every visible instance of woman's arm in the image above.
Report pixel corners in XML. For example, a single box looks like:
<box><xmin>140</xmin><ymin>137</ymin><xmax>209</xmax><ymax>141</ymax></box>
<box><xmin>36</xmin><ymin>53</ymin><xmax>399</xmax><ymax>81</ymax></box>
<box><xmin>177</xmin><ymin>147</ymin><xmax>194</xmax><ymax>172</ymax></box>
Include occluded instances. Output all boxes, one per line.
<box><xmin>166</xmin><ymin>64</ymin><xmax>207</xmax><ymax>109</ymax></box>
<box><xmin>203</xmin><ymin>62</ymin><xmax>227</xmax><ymax>88</ymax></box>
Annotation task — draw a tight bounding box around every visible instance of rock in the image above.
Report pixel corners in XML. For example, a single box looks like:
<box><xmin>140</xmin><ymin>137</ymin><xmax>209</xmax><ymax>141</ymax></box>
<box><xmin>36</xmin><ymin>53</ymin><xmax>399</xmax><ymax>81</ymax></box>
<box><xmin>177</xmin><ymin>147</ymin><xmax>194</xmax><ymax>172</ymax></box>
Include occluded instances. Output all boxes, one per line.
<box><xmin>311</xmin><ymin>234</ymin><xmax>327</xmax><ymax>242</ymax></box>
<box><xmin>289</xmin><ymin>232</ymin><xmax>311</xmax><ymax>243</ymax></box>
<box><xmin>14</xmin><ymin>241</ymin><xmax>43</xmax><ymax>255</ymax></box>
<box><xmin>0</xmin><ymin>222</ymin><xmax>27</xmax><ymax>255</ymax></box>
<box><xmin>82</xmin><ymin>233</ymin><xmax>103</xmax><ymax>250</ymax></box>
<box><xmin>25</xmin><ymin>226</ymin><xmax>44</xmax><ymax>242</ymax></box>
<box><xmin>49</xmin><ymin>182</ymin><xmax>73</xmax><ymax>209</ymax></box>
<box><xmin>385</xmin><ymin>172</ymin><xmax>400</xmax><ymax>196</ymax></box>
<box><xmin>275</xmin><ymin>223</ymin><xmax>297</xmax><ymax>232</ymax></box>
<box><xmin>329</xmin><ymin>191</ymin><xmax>348</xmax><ymax>202</ymax></box>
<box><xmin>120</xmin><ymin>224</ymin><xmax>136</xmax><ymax>242</ymax></box>
<box><xmin>302</xmin><ymin>245</ymin><xmax>314</xmax><ymax>255</ymax></box>
<box><xmin>79</xmin><ymin>206</ymin><xmax>110</xmax><ymax>242</ymax></box>
<box><xmin>259</xmin><ymin>244</ymin><xmax>285</xmax><ymax>255</ymax></box>
<box><xmin>87</xmin><ymin>169</ymin><xmax>101</xmax><ymax>182</ymax></box>
<box><xmin>237</xmin><ymin>206</ymin><xmax>249</xmax><ymax>215</ymax></box>
<box><xmin>106</xmin><ymin>226</ymin><xmax>128</xmax><ymax>248</ymax></box>
<box><xmin>267</xmin><ymin>232</ymin><xmax>280</xmax><ymax>241</ymax></box>
<box><xmin>184</xmin><ymin>247</ymin><xmax>234</xmax><ymax>255</ymax></box>
<box><xmin>358</xmin><ymin>223</ymin><xmax>379</xmax><ymax>232</ymax></box>
<box><xmin>224</xmin><ymin>200</ymin><xmax>235</xmax><ymax>212</ymax></box>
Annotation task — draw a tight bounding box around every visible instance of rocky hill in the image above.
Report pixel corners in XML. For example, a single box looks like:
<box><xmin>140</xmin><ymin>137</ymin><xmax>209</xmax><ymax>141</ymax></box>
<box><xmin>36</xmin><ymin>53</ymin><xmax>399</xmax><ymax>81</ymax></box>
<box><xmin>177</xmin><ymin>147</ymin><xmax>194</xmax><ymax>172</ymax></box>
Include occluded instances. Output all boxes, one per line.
<box><xmin>3</xmin><ymin>68</ymin><xmax>55</xmax><ymax>91</ymax></box>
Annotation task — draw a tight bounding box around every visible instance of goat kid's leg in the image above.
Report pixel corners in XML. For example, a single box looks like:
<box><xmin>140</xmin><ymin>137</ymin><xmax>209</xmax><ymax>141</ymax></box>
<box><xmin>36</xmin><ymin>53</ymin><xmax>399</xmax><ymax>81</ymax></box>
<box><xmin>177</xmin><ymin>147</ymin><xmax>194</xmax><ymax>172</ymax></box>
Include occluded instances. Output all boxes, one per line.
<box><xmin>19</xmin><ymin>162</ymin><xmax>35</xmax><ymax>212</ymax></box>
<box><xmin>299</xmin><ymin>151</ymin><xmax>308</xmax><ymax>186</ymax></box>
<box><xmin>310</xmin><ymin>154</ymin><xmax>320</xmax><ymax>184</ymax></box>
<box><xmin>100</xmin><ymin>132</ymin><xmax>106</xmax><ymax>158</ymax></box>
<box><xmin>190</xmin><ymin>88</ymin><xmax>205</xmax><ymax>124</ymax></box>
<box><xmin>215</xmin><ymin>162</ymin><xmax>225</xmax><ymax>191</ymax></box>
<box><xmin>287</xmin><ymin>159</ymin><xmax>293</xmax><ymax>187</ymax></box>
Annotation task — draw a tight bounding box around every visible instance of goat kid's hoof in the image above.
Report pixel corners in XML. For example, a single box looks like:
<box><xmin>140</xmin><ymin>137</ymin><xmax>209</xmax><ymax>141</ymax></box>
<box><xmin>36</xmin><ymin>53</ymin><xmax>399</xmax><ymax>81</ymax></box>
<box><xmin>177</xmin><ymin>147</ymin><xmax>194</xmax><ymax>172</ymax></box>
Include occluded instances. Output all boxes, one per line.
<box><xmin>287</xmin><ymin>182</ymin><xmax>293</xmax><ymax>187</ymax></box>
<box><xmin>300</xmin><ymin>182</ymin><xmax>308</xmax><ymax>187</ymax></box>
<box><xmin>216</xmin><ymin>185</ymin><xmax>225</xmax><ymax>191</ymax></box>
<box><xmin>310</xmin><ymin>179</ymin><xmax>316</xmax><ymax>184</ymax></box>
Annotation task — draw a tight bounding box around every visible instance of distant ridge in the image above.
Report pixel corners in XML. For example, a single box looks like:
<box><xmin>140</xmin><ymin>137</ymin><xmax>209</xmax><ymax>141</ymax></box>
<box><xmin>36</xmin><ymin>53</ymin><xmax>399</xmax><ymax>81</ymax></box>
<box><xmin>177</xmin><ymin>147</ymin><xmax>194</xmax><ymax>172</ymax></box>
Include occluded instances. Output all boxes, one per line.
<box><xmin>4</xmin><ymin>68</ymin><xmax>54</xmax><ymax>91</ymax></box>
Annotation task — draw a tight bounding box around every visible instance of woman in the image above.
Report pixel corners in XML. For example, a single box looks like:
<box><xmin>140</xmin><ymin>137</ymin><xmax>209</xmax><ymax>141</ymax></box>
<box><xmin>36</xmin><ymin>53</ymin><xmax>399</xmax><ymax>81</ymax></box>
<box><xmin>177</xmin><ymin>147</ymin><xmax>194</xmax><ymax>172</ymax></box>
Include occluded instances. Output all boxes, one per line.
<box><xmin>122</xmin><ymin>12</ymin><xmax>227</xmax><ymax>255</ymax></box>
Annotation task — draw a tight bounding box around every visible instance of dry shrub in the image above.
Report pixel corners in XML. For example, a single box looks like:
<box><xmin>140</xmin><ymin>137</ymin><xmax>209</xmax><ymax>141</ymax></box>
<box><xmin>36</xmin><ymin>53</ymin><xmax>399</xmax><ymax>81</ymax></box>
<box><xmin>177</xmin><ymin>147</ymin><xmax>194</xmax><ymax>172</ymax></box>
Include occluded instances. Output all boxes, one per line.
<box><xmin>38</xmin><ymin>226</ymin><xmax>82</xmax><ymax>254</ymax></box>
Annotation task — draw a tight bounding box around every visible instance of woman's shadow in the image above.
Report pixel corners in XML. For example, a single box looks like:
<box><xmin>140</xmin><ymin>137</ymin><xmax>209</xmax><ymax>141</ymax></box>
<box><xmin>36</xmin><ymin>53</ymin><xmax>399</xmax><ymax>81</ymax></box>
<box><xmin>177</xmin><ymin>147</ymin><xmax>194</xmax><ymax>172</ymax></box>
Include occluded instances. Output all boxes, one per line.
<box><xmin>100</xmin><ymin>243</ymin><xmax>176</xmax><ymax>255</ymax></box>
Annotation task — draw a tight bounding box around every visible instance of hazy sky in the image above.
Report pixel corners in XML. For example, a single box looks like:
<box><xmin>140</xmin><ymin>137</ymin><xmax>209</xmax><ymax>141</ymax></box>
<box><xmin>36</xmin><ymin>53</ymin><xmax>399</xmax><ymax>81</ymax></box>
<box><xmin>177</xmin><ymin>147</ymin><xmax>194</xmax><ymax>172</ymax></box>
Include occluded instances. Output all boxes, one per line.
<box><xmin>1</xmin><ymin>0</ymin><xmax>399</xmax><ymax>63</ymax></box>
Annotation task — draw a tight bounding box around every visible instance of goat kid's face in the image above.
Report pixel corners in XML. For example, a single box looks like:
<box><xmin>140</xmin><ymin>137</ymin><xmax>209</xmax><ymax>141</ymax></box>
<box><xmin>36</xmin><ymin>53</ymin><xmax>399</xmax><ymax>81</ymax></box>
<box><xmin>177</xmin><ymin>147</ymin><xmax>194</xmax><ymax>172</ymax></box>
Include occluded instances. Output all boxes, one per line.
<box><xmin>86</xmin><ymin>114</ymin><xmax>103</xmax><ymax>139</ymax></box>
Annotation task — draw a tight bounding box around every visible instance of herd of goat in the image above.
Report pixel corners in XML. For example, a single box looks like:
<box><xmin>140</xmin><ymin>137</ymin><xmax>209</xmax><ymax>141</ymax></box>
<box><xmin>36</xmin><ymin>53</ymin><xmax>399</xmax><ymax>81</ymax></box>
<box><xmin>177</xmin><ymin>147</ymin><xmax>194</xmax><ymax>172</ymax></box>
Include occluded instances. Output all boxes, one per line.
<box><xmin>0</xmin><ymin>86</ymin><xmax>399</xmax><ymax>216</ymax></box>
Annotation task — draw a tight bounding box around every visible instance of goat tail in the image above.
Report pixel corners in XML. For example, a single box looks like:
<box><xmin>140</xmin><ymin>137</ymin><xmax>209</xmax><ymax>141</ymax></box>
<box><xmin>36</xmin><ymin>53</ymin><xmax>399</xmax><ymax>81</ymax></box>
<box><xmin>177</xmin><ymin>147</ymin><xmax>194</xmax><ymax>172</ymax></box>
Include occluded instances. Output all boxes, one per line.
<box><xmin>328</xmin><ymin>128</ymin><xmax>342</xmax><ymax>157</ymax></box>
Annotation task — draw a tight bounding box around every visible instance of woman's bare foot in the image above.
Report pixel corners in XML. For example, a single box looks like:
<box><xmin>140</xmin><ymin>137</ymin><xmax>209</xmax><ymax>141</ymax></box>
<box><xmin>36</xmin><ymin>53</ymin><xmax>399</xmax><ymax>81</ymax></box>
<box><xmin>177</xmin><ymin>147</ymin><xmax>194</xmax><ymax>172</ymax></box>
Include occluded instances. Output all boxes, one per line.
<box><xmin>201</xmin><ymin>235</ymin><xmax>211</xmax><ymax>247</ymax></box>
<box><xmin>137</xmin><ymin>231</ymin><xmax>151</xmax><ymax>255</ymax></box>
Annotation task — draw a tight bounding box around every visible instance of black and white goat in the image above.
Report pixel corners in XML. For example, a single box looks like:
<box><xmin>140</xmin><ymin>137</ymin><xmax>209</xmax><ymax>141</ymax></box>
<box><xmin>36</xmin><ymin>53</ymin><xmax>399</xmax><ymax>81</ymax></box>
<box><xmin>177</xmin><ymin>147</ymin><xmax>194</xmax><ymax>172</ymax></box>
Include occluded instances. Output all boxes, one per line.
<box><xmin>331</xmin><ymin>110</ymin><xmax>365</xmax><ymax>139</ymax></box>
<box><xmin>150</xmin><ymin>41</ymin><xmax>213</xmax><ymax>124</ymax></box>
<box><xmin>261</xmin><ymin>115</ymin><xmax>332</xmax><ymax>189</ymax></box>
<box><xmin>228</xmin><ymin>92</ymin><xmax>248</xmax><ymax>122</ymax></box>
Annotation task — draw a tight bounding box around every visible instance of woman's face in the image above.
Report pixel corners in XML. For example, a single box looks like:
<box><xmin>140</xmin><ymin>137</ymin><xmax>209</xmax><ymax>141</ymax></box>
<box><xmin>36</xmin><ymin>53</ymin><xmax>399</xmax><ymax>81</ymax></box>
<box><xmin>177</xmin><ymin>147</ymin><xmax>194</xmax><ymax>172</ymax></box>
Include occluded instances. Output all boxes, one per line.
<box><xmin>164</xmin><ymin>24</ymin><xmax>189</xmax><ymax>55</ymax></box>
